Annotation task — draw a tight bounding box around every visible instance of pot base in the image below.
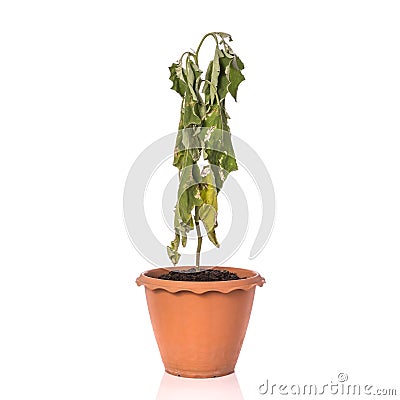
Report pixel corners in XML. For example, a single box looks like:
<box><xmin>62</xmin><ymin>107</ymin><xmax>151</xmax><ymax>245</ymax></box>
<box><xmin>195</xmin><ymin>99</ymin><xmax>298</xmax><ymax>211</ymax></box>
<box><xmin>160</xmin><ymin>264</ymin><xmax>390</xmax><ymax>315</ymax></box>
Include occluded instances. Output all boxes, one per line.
<box><xmin>165</xmin><ymin>368</ymin><xmax>235</xmax><ymax>379</ymax></box>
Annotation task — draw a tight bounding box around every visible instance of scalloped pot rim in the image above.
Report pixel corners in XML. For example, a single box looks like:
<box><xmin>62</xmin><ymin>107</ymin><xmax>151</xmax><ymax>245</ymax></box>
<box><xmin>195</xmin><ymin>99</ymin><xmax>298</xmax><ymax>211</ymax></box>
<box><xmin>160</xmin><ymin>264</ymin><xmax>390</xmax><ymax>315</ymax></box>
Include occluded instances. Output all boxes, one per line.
<box><xmin>136</xmin><ymin>266</ymin><xmax>265</xmax><ymax>294</ymax></box>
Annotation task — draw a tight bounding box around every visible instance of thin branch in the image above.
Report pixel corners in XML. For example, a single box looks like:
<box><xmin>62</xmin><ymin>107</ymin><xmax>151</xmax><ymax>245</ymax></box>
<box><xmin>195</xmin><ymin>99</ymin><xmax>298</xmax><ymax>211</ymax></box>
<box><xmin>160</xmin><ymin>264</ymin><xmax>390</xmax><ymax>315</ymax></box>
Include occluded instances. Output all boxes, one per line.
<box><xmin>194</xmin><ymin>206</ymin><xmax>202</xmax><ymax>270</ymax></box>
<box><xmin>194</xmin><ymin>32</ymin><xmax>219</xmax><ymax>66</ymax></box>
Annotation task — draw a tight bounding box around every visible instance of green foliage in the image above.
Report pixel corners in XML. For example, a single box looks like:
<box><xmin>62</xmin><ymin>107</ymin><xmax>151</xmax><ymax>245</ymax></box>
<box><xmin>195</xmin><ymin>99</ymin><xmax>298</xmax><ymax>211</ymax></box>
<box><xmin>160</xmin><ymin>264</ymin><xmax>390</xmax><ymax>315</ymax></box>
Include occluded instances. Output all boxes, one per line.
<box><xmin>167</xmin><ymin>32</ymin><xmax>245</xmax><ymax>266</ymax></box>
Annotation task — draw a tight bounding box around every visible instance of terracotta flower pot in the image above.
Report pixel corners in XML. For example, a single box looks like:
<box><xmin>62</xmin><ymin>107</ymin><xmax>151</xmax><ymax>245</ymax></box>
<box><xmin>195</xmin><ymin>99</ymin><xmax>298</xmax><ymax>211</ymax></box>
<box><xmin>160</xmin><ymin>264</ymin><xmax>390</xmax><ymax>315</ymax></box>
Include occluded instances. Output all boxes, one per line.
<box><xmin>136</xmin><ymin>266</ymin><xmax>265</xmax><ymax>378</ymax></box>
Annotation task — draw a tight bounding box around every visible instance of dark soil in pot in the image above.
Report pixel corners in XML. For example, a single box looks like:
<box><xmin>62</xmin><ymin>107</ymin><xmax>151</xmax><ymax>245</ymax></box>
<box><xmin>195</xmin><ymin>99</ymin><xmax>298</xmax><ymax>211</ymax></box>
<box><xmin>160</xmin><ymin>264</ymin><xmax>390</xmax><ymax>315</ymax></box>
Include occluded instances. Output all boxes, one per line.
<box><xmin>158</xmin><ymin>268</ymin><xmax>242</xmax><ymax>281</ymax></box>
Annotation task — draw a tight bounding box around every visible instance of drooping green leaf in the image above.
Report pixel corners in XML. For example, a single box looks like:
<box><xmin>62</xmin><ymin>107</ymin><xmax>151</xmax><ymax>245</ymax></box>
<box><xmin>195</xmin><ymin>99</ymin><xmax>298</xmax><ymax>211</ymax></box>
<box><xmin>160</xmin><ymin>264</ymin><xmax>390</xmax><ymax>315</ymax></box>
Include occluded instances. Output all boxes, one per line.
<box><xmin>181</xmin><ymin>234</ymin><xmax>187</xmax><ymax>247</ymax></box>
<box><xmin>189</xmin><ymin>60</ymin><xmax>202</xmax><ymax>90</ymax></box>
<box><xmin>200</xmin><ymin>167</ymin><xmax>217</xmax><ymax>206</ymax></box>
<box><xmin>182</xmin><ymin>127</ymin><xmax>201</xmax><ymax>162</ymax></box>
<box><xmin>210</xmin><ymin>47</ymin><xmax>221</xmax><ymax>104</ymax></box>
<box><xmin>177</xmin><ymin>165</ymin><xmax>197</xmax><ymax>226</ymax></box>
<box><xmin>202</xmin><ymin>104</ymin><xmax>238</xmax><ymax>192</ymax></box>
<box><xmin>198</xmin><ymin>203</ymin><xmax>216</xmax><ymax>227</ymax></box>
<box><xmin>204</xmin><ymin>129</ymin><xmax>238</xmax><ymax>182</ymax></box>
<box><xmin>204</xmin><ymin>103</ymin><xmax>224</xmax><ymax>130</ymax></box>
<box><xmin>185</xmin><ymin>61</ymin><xmax>199</xmax><ymax>101</ymax></box>
<box><xmin>198</xmin><ymin>170</ymin><xmax>219</xmax><ymax>247</ymax></box>
<box><xmin>167</xmin><ymin>245</ymin><xmax>181</xmax><ymax>265</ymax></box>
<box><xmin>174</xmin><ymin>164</ymin><xmax>203</xmax><ymax>233</ymax></box>
<box><xmin>170</xmin><ymin>233</ymin><xmax>180</xmax><ymax>251</ymax></box>
<box><xmin>190</xmin><ymin>61</ymin><xmax>206</xmax><ymax>120</ymax></box>
<box><xmin>233</xmin><ymin>55</ymin><xmax>245</xmax><ymax>70</ymax></box>
<box><xmin>207</xmin><ymin>229</ymin><xmax>219</xmax><ymax>248</ymax></box>
<box><xmin>182</xmin><ymin>94</ymin><xmax>202</xmax><ymax>127</ymax></box>
<box><xmin>217</xmin><ymin>56</ymin><xmax>232</xmax><ymax>100</ymax></box>
<box><xmin>199</xmin><ymin>203</ymin><xmax>219</xmax><ymax>247</ymax></box>
<box><xmin>173</xmin><ymin>129</ymin><xmax>184</xmax><ymax>168</ymax></box>
<box><xmin>169</xmin><ymin>62</ymin><xmax>187</xmax><ymax>97</ymax></box>
<box><xmin>228</xmin><ymin>63</ymin><xmax>245</xmax><ymax>101</ymax></box>
<box><xmin>202</xmin><ymin>60</ymin><xmax>213</xmax><ymax>104</ymax></box>
<box><xmin>192</xmin><ymin>159</ymin><xmax>202</xmax><ymax>183</ymax></box>
<box><xmin>173</xmin><ymin>130</ymin><xmax>196</xmax><ymax>170</ymax></box>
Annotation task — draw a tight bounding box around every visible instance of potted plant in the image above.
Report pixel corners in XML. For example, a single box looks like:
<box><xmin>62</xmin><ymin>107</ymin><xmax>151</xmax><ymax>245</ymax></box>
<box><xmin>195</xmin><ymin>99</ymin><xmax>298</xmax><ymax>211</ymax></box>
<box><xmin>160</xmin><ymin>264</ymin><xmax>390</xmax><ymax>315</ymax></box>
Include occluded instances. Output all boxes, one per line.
<box><xmin>136</xmin><ymin>32</ymin><xmax>265</xmax><ymax>378</ymax></box>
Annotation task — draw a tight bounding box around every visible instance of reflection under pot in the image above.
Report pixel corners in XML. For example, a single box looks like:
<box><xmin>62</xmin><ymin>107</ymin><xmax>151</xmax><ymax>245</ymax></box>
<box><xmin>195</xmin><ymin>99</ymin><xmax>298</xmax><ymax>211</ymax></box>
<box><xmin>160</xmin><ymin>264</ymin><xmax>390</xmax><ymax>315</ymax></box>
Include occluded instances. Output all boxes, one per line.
<box><xmin>156</xmin><ymin>371</ymin><xmax>244</xmax><ymax>400</ymax></box>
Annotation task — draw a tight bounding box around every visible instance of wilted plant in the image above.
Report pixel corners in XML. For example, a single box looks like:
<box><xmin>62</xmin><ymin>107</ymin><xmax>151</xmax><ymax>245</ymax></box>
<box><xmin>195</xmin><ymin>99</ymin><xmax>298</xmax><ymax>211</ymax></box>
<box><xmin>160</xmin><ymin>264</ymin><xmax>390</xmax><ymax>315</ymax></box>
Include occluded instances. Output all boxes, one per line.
<box><xmin>167</xmin><ymin>32</ymin><xmax>245</xmax><ymax>268</ymax></box>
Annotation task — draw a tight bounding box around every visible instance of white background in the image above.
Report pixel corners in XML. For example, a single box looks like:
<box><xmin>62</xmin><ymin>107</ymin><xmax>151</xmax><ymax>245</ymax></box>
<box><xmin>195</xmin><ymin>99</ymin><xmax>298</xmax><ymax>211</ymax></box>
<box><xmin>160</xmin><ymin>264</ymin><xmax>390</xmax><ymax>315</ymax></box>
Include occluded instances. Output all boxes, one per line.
<box><xmin>1</xmin><ymin>1</ymin><xmax>400</xmax><ymax>399</ymax></box>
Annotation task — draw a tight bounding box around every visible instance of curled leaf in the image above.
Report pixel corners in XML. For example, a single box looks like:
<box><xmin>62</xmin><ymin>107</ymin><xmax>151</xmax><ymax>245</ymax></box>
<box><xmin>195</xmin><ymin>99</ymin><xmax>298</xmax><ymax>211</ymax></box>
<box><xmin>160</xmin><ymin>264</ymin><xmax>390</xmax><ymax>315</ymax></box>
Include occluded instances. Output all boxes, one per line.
<box><xmin>167</xmin><ymin>246</ymin><xmax>181</xmax><ymax>265</ymax></box>
<box><xmin>218</xmin><ymin>32</ymin><xmax>233</xmax><ymax>42</ymax></box>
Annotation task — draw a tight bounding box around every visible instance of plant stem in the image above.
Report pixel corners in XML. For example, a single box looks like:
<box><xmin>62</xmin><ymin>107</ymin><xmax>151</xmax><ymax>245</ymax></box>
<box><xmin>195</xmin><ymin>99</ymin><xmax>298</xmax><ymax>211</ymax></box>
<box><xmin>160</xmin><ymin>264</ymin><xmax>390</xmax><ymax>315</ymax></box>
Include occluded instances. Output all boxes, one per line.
<box><xmin>194</xmin><ymin>206</ymin><xmax>202</xmax><ymax>270</ymax></box>
<box><xmin>194</xmin><ymin>32</ymin><xmax>219</xmax><ymax>65</ymax></box>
